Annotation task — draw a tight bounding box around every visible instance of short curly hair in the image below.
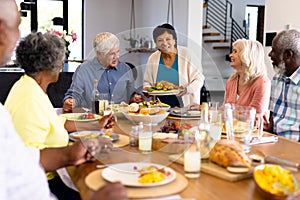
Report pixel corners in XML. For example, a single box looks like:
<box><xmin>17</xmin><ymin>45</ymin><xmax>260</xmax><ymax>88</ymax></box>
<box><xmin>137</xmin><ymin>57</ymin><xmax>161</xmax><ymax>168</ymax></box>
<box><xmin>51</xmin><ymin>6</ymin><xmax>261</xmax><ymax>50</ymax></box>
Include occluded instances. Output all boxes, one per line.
<box><xmin>16</xmin><ymin>32</ymin><xmax>66</xmax><ymax>75</ymax></box>
<box><xmin>275</xmin><ymin>29</ymin><xmax>300</xmax><ymax>58</ymax></box>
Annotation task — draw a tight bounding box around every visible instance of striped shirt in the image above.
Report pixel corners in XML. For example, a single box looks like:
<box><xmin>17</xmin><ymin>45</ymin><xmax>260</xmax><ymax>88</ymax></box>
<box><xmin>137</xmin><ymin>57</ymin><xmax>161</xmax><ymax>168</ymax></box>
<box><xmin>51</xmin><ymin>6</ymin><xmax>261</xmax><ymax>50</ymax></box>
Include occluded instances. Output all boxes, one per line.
<box><xmin>269</xmin><ymin>67</ymin><xmax>300</xmax><ymax>141</ymax></box>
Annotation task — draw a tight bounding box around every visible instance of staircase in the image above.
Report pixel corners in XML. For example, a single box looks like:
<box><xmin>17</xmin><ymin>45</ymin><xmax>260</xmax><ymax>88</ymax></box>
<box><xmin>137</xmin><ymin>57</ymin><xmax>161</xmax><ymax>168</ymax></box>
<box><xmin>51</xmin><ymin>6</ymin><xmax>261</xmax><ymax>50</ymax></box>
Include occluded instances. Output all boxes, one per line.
<box><xmin>202</xmin><ymin>0</ymin><xmax>248</xmax><ymax>59</ymax></box>
<box><xmin>201</xmin><ymin>0</ymin><xmax>248</xmax><ymax>100</ymax></box>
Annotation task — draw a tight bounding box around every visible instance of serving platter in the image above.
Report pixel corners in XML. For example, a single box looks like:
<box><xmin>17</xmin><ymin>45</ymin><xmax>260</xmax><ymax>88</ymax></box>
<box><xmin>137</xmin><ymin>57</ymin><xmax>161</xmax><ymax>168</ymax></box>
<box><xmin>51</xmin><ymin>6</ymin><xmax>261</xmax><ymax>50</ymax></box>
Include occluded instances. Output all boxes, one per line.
<box><xmin>143</xmin><ymin>89</ymin><xmax>181</xmax><ymax>96</ymax></box>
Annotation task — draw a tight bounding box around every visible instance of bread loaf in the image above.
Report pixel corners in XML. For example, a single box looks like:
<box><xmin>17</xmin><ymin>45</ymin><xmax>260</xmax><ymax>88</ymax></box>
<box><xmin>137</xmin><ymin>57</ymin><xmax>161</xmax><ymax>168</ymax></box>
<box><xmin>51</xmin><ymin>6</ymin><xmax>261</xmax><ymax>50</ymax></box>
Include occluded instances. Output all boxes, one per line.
<box><xmin>209</xmin><ymin>139</ymin><xmax>251</xmax><ymax>168</ymax></box>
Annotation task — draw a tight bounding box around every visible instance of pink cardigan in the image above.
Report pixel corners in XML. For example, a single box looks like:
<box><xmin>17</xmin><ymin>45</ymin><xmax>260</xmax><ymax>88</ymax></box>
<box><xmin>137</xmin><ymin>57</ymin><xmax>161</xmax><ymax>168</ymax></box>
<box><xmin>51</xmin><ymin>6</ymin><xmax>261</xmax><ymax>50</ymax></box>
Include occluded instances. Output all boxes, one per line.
<box><xmin>224</xmin><ymin>74</ymin><xmax>271</xmax><ymax>128</ymax></box>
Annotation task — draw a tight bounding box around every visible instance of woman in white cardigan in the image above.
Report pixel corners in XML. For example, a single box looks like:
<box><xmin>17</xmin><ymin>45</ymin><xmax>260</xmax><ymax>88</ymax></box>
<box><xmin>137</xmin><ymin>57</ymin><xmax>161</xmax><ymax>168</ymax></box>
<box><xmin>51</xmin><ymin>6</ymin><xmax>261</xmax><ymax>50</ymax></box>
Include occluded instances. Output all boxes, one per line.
<box><xmin>144</xmin><ymin>23</ymin><xmax>204</xmax><ymax>107</ymax></box>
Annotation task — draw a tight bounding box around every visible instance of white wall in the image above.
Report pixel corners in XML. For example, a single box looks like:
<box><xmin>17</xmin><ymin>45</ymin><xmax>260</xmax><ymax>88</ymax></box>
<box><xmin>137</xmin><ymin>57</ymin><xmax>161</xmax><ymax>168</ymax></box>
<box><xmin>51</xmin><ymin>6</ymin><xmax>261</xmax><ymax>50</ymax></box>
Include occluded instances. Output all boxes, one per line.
<box><xmin>84</xmin><ymin>0</ymin><xmax>191</xmax><ymax>58</ymax></box>
<box><xmin>264</xmin><ymin>0</ymin><xmax>300</xmax><ymax>79</ymax></box>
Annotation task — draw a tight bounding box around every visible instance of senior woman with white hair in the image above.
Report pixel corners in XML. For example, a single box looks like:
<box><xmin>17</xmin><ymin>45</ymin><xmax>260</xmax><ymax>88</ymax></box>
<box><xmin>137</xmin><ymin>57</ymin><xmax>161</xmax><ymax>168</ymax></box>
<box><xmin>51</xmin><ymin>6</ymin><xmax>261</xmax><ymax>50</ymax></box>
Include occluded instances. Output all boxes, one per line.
<box><xmin>224</xmin><ymin>38</ymin><xmax>271</xmax><ymax>128</ymax></box>
<box><xmin>63</xmin><ymin>32</ymin><xmax>143</xmax><ymax>112</ymax></box>
<box><xmin>188</xmin><ymin>39</ymin><xmax>271</xmax><ymax>128</ymax></box>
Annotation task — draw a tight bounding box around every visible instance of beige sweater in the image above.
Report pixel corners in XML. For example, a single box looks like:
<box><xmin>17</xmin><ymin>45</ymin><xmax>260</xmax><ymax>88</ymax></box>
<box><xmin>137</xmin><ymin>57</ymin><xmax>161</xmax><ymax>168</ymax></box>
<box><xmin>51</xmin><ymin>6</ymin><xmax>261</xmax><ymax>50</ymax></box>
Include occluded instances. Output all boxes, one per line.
<box><xmin>144</xmin><ymin>46</ymin><xmax>204</xmax><ymax>106</ymax></box>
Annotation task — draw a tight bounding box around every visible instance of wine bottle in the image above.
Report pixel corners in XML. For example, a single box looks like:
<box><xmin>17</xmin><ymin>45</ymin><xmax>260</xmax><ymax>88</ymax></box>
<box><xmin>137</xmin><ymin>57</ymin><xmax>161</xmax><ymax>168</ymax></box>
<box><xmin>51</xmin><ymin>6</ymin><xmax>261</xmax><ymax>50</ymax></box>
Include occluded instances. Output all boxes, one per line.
<box><xmin>199</xmin><ymin>102</ymin><xmax>210</xmax><ymax>135</ymax></box>
<box><xmin>92</xmin><ymin>79</ymin><xmax>100</xmax><ymax>114</ymax></box>
<box><xmin>200</xmin><ymin>81</ymin><xmax>211</xmax><ymax>104</ymax></box>
<box><xmin>197</xmin><ymin>102</ymin><xmax>210</xmax><ymax>152</ymax></box>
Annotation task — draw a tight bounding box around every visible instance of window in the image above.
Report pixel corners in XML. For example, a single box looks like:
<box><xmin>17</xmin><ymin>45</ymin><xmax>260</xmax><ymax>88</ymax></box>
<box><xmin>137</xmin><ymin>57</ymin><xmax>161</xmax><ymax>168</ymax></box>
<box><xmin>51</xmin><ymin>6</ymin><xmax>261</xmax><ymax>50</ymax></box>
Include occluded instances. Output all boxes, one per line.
<box><xmin>16</xmin><ymin>0</ymin><xmax>83</xmax><ymax>60</ymax></box>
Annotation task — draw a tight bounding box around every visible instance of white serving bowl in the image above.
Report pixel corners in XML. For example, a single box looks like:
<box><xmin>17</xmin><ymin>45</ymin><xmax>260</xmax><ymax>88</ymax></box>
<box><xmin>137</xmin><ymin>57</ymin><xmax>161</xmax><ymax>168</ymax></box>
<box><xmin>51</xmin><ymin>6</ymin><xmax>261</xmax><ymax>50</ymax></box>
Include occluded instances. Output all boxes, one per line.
<box><xmin>122</xmin><ymin>110</ymin><xmax>169</xmax><ymax>125</ymax></box>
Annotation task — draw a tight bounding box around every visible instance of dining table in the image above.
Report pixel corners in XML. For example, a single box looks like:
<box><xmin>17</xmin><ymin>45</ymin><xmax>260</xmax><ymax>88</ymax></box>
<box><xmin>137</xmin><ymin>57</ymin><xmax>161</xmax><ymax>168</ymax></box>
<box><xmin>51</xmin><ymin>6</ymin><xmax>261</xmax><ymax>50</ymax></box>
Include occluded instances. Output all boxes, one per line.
<box><xmin>66</xmin><ymin>112</ymin><xmax>300</xmax><ymax>200</ymax></box>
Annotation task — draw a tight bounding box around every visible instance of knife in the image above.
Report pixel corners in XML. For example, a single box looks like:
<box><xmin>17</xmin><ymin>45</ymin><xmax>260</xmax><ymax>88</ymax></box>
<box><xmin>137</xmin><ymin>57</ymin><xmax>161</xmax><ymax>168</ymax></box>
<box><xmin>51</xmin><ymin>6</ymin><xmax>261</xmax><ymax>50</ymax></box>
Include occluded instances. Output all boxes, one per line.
<box><xmin>265</xmin><ymin>155</ymin><xmax>299</xmax><ymax>170</ymax></box>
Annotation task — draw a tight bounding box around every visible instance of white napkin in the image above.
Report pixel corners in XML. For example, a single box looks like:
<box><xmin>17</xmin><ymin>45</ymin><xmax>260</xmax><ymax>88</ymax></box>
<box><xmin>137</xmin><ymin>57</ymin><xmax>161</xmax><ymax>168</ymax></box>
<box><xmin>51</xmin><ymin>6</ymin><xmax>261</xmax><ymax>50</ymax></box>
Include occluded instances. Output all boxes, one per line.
<box><xmin>54</xmin><ymin>107</ymin><xmax>63</xmax><ymax>115</ymax></box>
<box><xmin>250</xmin><ymin>136</ymin><xmax>278</xmax><ymax>145</ymax></box>
<box><xmin>56</xmin><ymin>167</ymin><xmax>79</xmax><ymax>192</ymax></box>
<box><xmin>143</xmin><ymin>195</ymin><xmax>195</xmax><ymax>200</ymax></box>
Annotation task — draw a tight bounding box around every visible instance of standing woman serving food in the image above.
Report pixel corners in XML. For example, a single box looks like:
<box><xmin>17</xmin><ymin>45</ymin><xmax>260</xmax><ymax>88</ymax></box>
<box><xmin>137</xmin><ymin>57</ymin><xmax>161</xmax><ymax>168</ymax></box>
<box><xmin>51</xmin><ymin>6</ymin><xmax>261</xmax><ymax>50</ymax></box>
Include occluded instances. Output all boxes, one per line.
<box><xmin>143</xmin><ymin>23</ymin><xmax>204</xmax><ymax>107</ymax></box>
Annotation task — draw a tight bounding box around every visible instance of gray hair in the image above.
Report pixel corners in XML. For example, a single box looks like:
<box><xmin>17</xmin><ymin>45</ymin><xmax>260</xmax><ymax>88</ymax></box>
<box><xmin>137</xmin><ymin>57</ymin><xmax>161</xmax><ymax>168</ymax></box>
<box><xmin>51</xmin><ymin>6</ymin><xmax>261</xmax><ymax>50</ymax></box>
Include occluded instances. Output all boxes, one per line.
<box><xmin>93</xmin><ymin>32</ymin><xmax>119</xmax><ymax>56</ymax></box>
<box><xmin>16</xmin><ymin>32</ymin><xmax>66</xmax><ymax>75</ymax></box>
<box><xmin>231</xmin><ymin>39</ymin><xmax>267</xmax><ymax>84</ymax></box>
<box><xmin>275</xmin><ymin>29</ymin><xmax>300</xmax><ymax>58</ymax></box>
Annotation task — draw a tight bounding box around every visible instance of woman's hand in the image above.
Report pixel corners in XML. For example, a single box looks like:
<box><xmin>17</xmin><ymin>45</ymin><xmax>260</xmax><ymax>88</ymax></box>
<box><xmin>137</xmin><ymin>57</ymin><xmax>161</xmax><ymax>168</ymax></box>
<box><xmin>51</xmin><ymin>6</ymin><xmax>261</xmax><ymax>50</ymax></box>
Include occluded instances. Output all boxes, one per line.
<box><xmin>177</xmin><ymin>86</ymin><xmax>187</xmax><ymax>96</ymax></box>
<box><xmin>63</xmin><ymin>98</ymin><xmax>76</xmax><ymax>112</ymax></box>
<box><xmin>82</xmin><ymin>136</ymin><xmax>113</xmax><ymax>159</ymax></box>
<box><xmin>99</xmin><ymin>112</ymin><xmax>116</xmax><ymax>130</ymax></box>
<box><xmin>187</xmin><ymin>103</ymin><xmax>200</xmax><ymax>110</ymax></box>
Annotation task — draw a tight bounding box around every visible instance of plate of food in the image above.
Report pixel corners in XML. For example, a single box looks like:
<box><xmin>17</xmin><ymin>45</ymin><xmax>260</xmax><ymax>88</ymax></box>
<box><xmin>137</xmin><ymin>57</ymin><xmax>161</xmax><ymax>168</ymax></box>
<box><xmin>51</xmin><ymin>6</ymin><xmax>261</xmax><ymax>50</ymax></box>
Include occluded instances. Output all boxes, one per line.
<box><xmin>59</xmin><ymin>113</ymin><xmax>101</xmax><ymax>122</ymax></box>
<box><xmin>221</xmin><ymin>121</ymin><xmax>257</xmax><ymax>135</ymax></box>
<box><xmin>102</xmin><ymin>162</ymin><xmax>176</xmax><ymax>187</ymax></box>
<box><xmin>144</xmin><ymin>80</ymin><xmax>181</xmax><ymax>96</ymax></box>
<box><xmin>169</xmin><ymin>108</ymin><xmax>201</xmax><ymax>118</ymax></box>
<box><xmin>69</xmin><ymin>130</ymin><xmax>119</xmax><ymax>142</ymax></box>
<box><xmin>144</xmin><ymin>89</ymin><xmax>181</xmax><ymax>96</ymax></box>
<box><xmin>147</xmin><ymin>100</ymin><xmax>171</xmax><ymax>111</ymax></box>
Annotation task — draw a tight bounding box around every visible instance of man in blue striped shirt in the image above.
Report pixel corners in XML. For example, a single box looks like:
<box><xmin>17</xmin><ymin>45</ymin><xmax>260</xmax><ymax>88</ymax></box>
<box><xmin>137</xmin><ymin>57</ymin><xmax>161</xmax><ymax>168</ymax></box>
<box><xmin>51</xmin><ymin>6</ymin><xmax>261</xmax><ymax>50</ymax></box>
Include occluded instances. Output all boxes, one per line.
<box><xmin>267</xmin><ymin>29</ymin><xmax>300</xmax><ymax>142</ymax></box>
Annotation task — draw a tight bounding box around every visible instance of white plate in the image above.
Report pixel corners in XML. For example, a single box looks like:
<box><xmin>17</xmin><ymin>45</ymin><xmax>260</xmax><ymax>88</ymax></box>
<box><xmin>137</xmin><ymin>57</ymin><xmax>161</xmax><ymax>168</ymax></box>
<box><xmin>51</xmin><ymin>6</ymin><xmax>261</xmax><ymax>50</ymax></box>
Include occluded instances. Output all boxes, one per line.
<box><xmin>143</xmin><ymin>89</ymin><xmax>180</xmax><ymax>96</ymax></box>
<box><xmin>59</xmin><ymin>113</ymin><xmax>101</xmax><ymax>122</ymax></box>
<box><xmin>69</xmin><ymin>131</ymin><xmax>119</xmax><ymax>142</ymax></box>
<box><xmin>149</xmin><ymin>105</ymin><xmax>171</xmax><ymax>111</ymax></box>
<box><xmin>102</xmin><ymin>162</ymin><xmax>176</xmax><ymax>187</ymax></box>
<box><xmin>169</xmin><ymin>108</ymin><xmax>201</xmax><ymax>118</ymax></box>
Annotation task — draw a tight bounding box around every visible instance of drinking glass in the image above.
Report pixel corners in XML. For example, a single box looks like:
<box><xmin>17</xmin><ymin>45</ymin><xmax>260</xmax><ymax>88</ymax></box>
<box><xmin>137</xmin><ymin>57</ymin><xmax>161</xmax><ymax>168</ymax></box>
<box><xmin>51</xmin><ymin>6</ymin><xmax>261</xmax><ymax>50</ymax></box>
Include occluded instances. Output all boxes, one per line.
<box><xmin>184</xmin><ymin>145</ymin><xmax>201</xmax><ymax>178</ymax></box>
<box><xmin>256</xmin><ymin>114</ymin><xmax>264</xmax><ymax>140</ymax></box>
<box><xmin>209</xmin><ymin>112</ymin><xmax>222</xmax><ymax>141</ymax></box>
<box><xmin>99</xmin><ymin>93</ymin><xmax>109</xmax><ymax>116</ymax></box>
<box><xmin>109</xmin><ymin>100</ymin><xmax>119</xmax><ymax>113</ymax></box>
<box><xmin>208</xmin><ymin>101</ymin><xmax>220</xmax><ymax>123</ymax></box>
<box><xmin>226</xmin><ymin>104</ymin><xmax>256</xmax><ymax>153</ymax></box>
<box><xmin>138</xmin><ymin>123</ymin><xmax>153</xmax><ymax>154</ymax></box>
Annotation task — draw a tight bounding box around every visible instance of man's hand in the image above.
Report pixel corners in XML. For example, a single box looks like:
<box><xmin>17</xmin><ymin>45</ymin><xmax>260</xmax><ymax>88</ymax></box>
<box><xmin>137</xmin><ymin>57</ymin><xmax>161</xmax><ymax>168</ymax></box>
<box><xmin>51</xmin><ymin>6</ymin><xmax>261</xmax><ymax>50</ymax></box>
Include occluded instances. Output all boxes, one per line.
<box><xmin>90</xmin><ymin>182</ymin><xmax>128</xmax><ymax>200</ymax></box>
<box><xmin>63</xmin><ymin>98</ymin><xmax>76</xmax><ymax>112</ymax></box>
<box><xmin>130</xmin><ymin>93</ymin><xmax>144</xmax><ymax>104</ymax></box>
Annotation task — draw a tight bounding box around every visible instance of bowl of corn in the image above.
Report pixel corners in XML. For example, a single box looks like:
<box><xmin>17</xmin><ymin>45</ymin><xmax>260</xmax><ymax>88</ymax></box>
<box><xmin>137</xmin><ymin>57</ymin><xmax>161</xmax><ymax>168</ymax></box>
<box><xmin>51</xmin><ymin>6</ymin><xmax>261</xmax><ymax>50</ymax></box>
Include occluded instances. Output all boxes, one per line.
<box><xmin>253</xmin><ymin>164</ymin><xmax>300</xmax><ymax>199</ymax></box>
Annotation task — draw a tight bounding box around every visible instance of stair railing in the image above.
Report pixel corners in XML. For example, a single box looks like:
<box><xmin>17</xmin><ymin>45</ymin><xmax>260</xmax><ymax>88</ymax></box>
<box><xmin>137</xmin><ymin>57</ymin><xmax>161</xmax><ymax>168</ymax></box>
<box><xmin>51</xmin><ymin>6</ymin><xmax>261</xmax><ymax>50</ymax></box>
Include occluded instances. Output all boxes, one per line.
<box><xmin>205</xmin><ymin>0</ymin><xmax>248</xmax><ymax>52</ymax></box>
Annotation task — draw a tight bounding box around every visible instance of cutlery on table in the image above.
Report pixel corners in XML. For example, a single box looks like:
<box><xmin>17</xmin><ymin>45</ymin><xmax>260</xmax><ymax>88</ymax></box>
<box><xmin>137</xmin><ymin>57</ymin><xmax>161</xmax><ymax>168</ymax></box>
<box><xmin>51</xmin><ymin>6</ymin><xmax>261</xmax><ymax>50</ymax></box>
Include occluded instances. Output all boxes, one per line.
<box><xmin>249</xmin><ymin>149</ymin><xmax>299</xmax><ymax>171</ymax></box>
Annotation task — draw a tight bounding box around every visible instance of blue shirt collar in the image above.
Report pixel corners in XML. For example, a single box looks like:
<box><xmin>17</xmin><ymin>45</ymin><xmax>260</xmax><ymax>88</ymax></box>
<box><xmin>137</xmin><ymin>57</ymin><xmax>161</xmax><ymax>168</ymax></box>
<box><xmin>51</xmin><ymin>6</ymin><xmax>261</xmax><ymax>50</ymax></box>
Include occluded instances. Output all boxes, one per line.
<box><xmin>92</xmin><ymin>57</ymin><xmax>118</xmax><ymax>71</ymax></box>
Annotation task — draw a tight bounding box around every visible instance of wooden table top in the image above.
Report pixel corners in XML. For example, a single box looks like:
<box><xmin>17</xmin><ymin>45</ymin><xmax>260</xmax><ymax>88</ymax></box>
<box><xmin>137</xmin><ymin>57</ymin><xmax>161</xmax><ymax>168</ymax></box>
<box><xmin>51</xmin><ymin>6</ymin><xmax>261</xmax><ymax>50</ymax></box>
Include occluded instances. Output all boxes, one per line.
<box><xmin>66</xmin><ymin>115</ymin><xmax>300</xmax><ymax>200</ymax></box>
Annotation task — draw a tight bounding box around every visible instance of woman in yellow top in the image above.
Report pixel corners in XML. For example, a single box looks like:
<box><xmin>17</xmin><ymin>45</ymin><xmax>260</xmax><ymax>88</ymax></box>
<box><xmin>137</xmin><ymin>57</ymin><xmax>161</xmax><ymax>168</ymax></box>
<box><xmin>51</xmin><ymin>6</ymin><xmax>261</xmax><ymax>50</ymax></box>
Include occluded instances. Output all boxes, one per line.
<box><xmin>5</xmin><ymin>32</ymin><xmax>116</xmax><ymax>200</ymax></box>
